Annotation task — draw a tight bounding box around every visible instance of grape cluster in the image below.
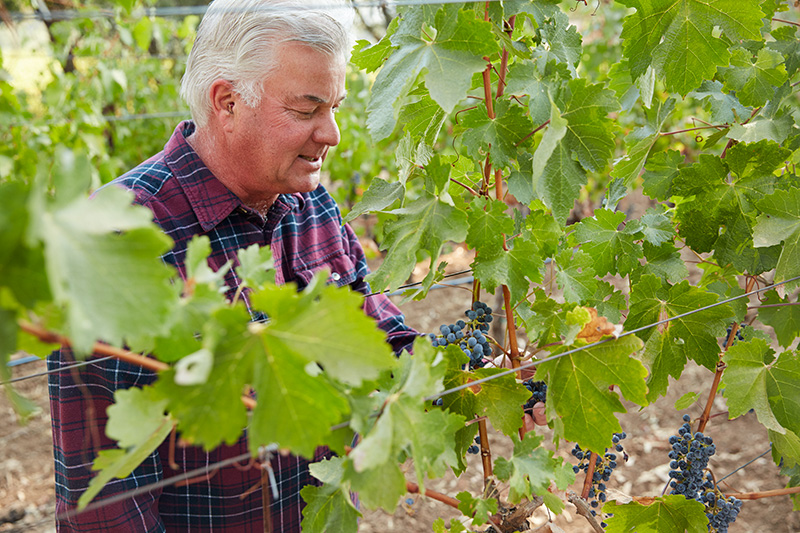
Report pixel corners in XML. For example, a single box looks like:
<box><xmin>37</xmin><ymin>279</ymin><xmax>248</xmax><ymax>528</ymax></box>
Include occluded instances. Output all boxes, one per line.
<box><xmin>668</xmin><ymin>415</ymin><xmax>716</xmax><ymax>497</ymax></box>
<box><xmin>703</xmin><ymin>489</ymin><xmax>742</xmax><ymax>533</ymax></box>
<box><xmin>522</xmin><ymin>379</ymin><xmax>547</xmax><ymax>411</ymax></box>
<box><xmin>428</xmin><ymin>301</ymin><xmax>494</xmax><ymax>370</ymax></box>
<box><xmin>467</xmin><ymin>435</ymin><xmax>481</xmax><ymax>455</ymax></box>
<box><xmin>722</xmin><ymin>324</ymin><xmax>746</xmax><ymax>348</ymax></box>
<box><xmin>668</xmin><ymin>415</ymin><xmax>741</xmax><ymax>532</ymax></box>
<box><xmin>570</xmin><ymin>432</ymin><xmax>627</xmax><ymax>528</ymax></box>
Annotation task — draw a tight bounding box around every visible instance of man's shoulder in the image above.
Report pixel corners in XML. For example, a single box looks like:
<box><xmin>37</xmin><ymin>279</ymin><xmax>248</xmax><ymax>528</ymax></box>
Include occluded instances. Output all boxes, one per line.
<box><xmin>106</xmin><ymin>152</ymin><xmax>173</xmax><ymax>206</ymax></box>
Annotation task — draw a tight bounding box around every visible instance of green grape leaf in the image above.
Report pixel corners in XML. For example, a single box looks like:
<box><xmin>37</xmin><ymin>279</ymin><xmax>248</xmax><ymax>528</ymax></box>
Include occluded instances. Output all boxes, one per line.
<box><xmin>471</xmin><ymin>237</ymin><xmax>542</xmax><ymax>305</ymax></box>
<box><xmin>249</xmin><ymin>332</ymin><xmax>350</xmax><ymax>456</ymax></box>
<box><xmin>674</xmin><ymin>142</ymin><xmax>788</xmax><ymax>274</ymax></box>
<box><xmin>345</xmin><ymin>460</ymin><xmax>406</xmax><ymax>511</ymax></box>
<box><xmin>639</xmin><ymin>208</ymin><xmax>676</xmax><ymax>246</ymax></box>
<box><xmin>367</xmin><ymin>8</ymin><xmax>499</xmax><ymax>140</ymax></box>
<box><xmin>537</xmin><ymin>140</ymin><xmax>587</xmax><ymax>225</ymax></box>
<box><xmin>721</xmin><ymin>48</ymin><xmax>788</xmax><ymax>108</ymax></box>
<box><xmin>554</xmin><ymin>249</ymin><xmax>597</xmax><ymax>304</ymax></box>
<box><xmin>640</xmin><ymin>241</ymin><xmax>689</xmax><ymax>285</ymax></box>
<box><xmin>459</xmin><ymin>100</ymin><xmax>534</xmax><ymax>169</ymax></box>
<box><xmin>0</xmin><ymin>307</ymin><xmax>39</xmax><ymax>423</ymax></box>
<box><xmin>722</xmin><ymin>337</ymin><xmax>785</xmax><ymax>433</ymax></box>
<box><xmin>689</xmin><ymin>80</ymin><xmax>751</xmax><ymax>124</ymax></box>
<box><xmin>753</xmin><ymin>186</ymin><xmax>800</xmax><ymax>284</ymax></box>
<box><xmin>604</xmin><ymin>495</ymin><xmax>709</xmax><ymax>533</ymax></box>
<box><xmin>493</xmin><ymin>432</ymin><xmax>575</xmax><ymax>504</ymax></box>
<box><xmin>572</xmin><ymin>209</ymin><xmax>644</xmax><ymax>277</ymax></box>
<box><xmin>432</xmin><ymin>518</ymin><xmax>467</xmax><ymax>533</ymax></box>
<box><xmin>79</xmin><ymin>416</ymin><xmax>173</xmax><ymax>509</ymax></box>
<box><xmin>757</xmin><ymin>290</ymin><xmax>800</xmax><ymax>348</ymax></box>
<box><xmin>535</xmin><ymin>9</ymin><xmax>582</xmax><ymax>71</ymax></box>
<box><xmin>252</xmin><ymin>276</ymin><xmax>396</xmax><ymax>387</ymax></box>
<box><xmin>466</xmin><ymin>197</ymin><xmax>515</xmax><ymax>256</ymax></box>
<box><xmin>555</xmin><ymin>79</ymin><xmax>620</xmax><ymax>172</ymax></box>
<box><xmin>765</xmin><ymin>350</ymin><xmax>800</xmax><ymax>435</ymax></box>
<box><xmin>530</xmin><ymin>100</ymin><xmax>568</xmax><ymax>189</ymax></box>
<box><xmin>38</xmin><ymin>186</ymin><xmax>178</xmax><ymax>353</ymax></box>
<box><xmin>641</xmin><ymin>329</ymin><xmax>686</xmax><ymax>402</ymax></box>
<box><xmin>674</xmin><ymin>392</ymin><xmax>701</xmax><ymax>410</ymax></box>
<box><xmin>770</xmin><ymin>428</ymin><xmax>800</xmax><ymax>469</ymax></box>
<box><xmin>618</xmin><ymin>0</ymin><xmax>764</xmax><ymax>96</ymax></box>
<box><xmin>537</xmin><ymin>335</ymin><xmax>646</xmax><ymax>453</ymax></box>
<box><xmin>611</xmin><ymin>97</ymin><xmax>676</xmax><ymax>186</ymax></box>
<box><xmin>455</xmin><ymin>491</ymin><xmax>499</xmax><ymax>526</ymax></box>
<box><xmin>399</xmin><ymin>90</ymin><xmax>447</xmax><ymax>146</ymax></box>
<box><xmin>300</xmin><ymin>483</ymin><xmax>360</xmax><ymax>533</ymax></box>
<box><xmin>641</xmin><ymin>149</ymin><xmax>683</xmax><ymax>201</ymax></box>
<box><xmin>342</xmin><ymin>178</ymin><xmax>405</xmax><ymax>224</ymax></box>
<box><xmin>727</xmin><ymin>114</ymin><xmax>794</xmax><ymax>144</ymax></box>
<box><xmin>627</xmin><ymin>276</ymin><xmax>733</xmax><ymax>371</ymax></box>
<box><xmin>367</xmin><ymin>194</ymin><xmax>468</xmax><ymax>293</ymax></box>
<box><xmin>106</xmin><ymin>386</ymin><xmax>169</xmax><ymax>449</ymax></box>
<box><xmin>517</xmin><ymin>291</ymin><xmax>579</xmax><ymax>347</ymax></box>
<box><xmin>472</xmin><ymin>367</ymin><xmax>533</xmax><ymax>437</ymax></box>
<box><xmin>351</xmin><ymin>31</ymin><xmax>396</xmax><ymax>73</ymax></box>
<box><xmin>153</xmin><ymin>307</ymin><xmax>254</xmax><ymax>449</ymax></box>
<box><xmin>235</xmin><ymin>244</ymin><xmax>274</xmax><ymax>290</ymax></box>
<box><xmin>768</xmin><ymin>25</ymin><xmax>800</xmax><ymax>76</ymax></box>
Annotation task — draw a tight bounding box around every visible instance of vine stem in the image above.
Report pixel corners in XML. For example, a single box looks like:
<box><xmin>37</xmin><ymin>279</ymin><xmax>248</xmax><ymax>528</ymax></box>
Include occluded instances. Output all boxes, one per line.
<box><xmin>727</xmin><ymin>486</ymin><xmax>800</xmax><ymax>500</ymax></box>
<box><xmin>697</xmin><ymin>276</ymin><xmax>756</xmax><ymax>433</ymax></box>
<box><xmin>17</xmin><ymin>319</ymin><xmax>258</xmax><ymax>410</ymax></box>
<box><xmin>515</xmin><ymin>119</ymin><xmax>550</xmax><ymax>147</ymax></box>
<box><xmin>405</xmin><ymin>481</ymin><xmax>461</xmax><ymax>510</ymax></box>
<box><xmin>567</xmin><ymin>491</ymin><xmax>605</xmax><ymax>533</ymax></box>
<box><xmin>478</xmin><ymin>418</ymin><xmax>494</xmax><ymax>480</ymax></box>
<box><xmin>773</xmin><ymin>17</ymin><xmax>800</xmax><ymax>28</ymax></box>
<box><xmin>581</xmin><ymin>452</ymin><xmax>597</xmax><ymax>500</ymax></box>
<box><xmin>659</xmin><ymin>124</ymin><xmax>726</xmax><ymax>136</ymax></box>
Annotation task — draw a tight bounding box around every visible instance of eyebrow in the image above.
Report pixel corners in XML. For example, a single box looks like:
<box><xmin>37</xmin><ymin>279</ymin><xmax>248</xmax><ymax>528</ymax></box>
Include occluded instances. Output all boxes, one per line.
<box><xmin>296</xmin><ymin>92</ymin><xmax>348</xmax><ymax>105</ymax></box>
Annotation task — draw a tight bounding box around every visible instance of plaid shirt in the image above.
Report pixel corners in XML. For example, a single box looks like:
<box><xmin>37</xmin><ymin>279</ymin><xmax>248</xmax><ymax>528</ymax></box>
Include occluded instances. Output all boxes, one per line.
<box><xmin>48</xmin><ymin>121</ymin><xmax>417</xmax><ymax>532</ymax></box>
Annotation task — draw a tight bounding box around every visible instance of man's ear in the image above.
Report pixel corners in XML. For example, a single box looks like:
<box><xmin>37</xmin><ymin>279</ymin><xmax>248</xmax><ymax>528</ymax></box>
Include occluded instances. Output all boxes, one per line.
<box><xmin>208</xmin><ymin>80</ymin><xmax>237</xmax><ymax>131</ymax></box>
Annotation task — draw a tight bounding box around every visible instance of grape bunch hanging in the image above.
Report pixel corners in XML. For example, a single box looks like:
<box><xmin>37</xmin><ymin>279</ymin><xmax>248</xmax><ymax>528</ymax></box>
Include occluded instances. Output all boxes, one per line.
<box><xmin>668</xmin><ymin>415</ymin><xmax>741</xmax><ymax>532</ymax></box>
<box><xmin>428</xmin><ymin>301</ymin><xmax>494</xmax><ymax>370</ymax></box>
<box><xmin>571</xmin><ymin>432</ymin><xmax>628</xmax><ymax>528</ymax></box>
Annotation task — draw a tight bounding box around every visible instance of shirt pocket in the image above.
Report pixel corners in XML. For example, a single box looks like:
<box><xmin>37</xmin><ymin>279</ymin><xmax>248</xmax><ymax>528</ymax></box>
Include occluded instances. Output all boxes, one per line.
<box><xmin>292</xmin><ymin>251</ymin><xmax>357</xmax><ymax>289</ymax></box>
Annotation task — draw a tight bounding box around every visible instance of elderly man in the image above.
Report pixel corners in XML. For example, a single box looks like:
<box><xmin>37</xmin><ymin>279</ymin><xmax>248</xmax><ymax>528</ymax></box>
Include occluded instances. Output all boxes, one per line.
<box><xmin>47</xmin><ymin>0</ymin><xmax>417</xmax><ymax>530</ymax></box>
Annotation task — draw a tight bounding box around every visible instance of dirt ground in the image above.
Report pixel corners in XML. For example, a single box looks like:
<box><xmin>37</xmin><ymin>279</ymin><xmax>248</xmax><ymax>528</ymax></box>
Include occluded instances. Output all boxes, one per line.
<box><xmin>2</xmin><ymin>247</ymin><xmax>800</xmax><ymax>532</ymax></box>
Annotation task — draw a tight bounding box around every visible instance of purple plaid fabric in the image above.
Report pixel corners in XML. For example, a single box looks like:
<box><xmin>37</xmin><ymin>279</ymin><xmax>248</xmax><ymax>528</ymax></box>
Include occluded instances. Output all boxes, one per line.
<box><xmin>48</xmin><ymin>121</ymin><xmax>417</xmax><ymax>532</ymax></box>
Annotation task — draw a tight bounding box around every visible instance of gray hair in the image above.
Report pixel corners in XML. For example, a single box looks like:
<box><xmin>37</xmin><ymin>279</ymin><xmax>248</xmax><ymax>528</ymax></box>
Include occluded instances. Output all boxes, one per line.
<box><xmin>181</xmin><ymin>0</ymin><xmax>353</xmax><ymax>128</ymax></box>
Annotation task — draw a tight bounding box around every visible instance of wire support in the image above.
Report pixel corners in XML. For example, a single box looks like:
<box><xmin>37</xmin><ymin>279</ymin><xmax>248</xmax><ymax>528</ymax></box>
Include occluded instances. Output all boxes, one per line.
<box><xmin>55</xmin><ymin>451</ymin><xmax>254</xmax><ymax>523</ymax></box>
<box><xmin>718</xmin><ymin>446</ymin><xmax>773</xmax><ymax>484</ymax></box>
<box><xmin>7</xmin><ymin>110</ymin><xmax>190</xmax><ymax>129</ymax></box>
<box><xmin>8</xmin><ymin>0</ymin><xmax>492</xmax><ymax>22</ymax></box>
<box><xmin>0</xmin><ymin>356</ymin><xmax>116</xmax><ymax>386</ymax></box>
<box><xmin>367</xmin><ymin>269</ymin><xmax>473</xmax><ymax>298</ymax></box>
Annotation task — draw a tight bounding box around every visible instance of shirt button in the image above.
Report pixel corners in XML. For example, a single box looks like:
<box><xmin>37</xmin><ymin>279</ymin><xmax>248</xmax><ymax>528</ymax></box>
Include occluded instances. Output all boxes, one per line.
<box><xmin>331</xmin><ymin>272</ymin><xmax>341</xmax><ymax>281</ymax></box>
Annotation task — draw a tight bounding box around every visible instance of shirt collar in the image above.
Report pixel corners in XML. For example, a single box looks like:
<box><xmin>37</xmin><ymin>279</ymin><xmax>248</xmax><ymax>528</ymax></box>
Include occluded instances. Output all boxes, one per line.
<box><xmin>163</xmin><ymin>121</ymin><xmax>305</xmax><ymax>231</ymax></box>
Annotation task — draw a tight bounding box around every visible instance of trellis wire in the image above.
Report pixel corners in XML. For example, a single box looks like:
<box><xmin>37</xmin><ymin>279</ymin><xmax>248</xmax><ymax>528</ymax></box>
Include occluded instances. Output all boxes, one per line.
<box><xmin>15</xmin><ymin>273</ymin><xmax>800</xmax><ymax>524</ymax></box>
<box><xmin>718</xmin><ymin>446</ymin><xmax>774</xmax><ymax>484</ymax></box>
<box><xmin>9</xmin><ymin>0</ymin><xmax>487</xmax><ymax>23</ymax></box>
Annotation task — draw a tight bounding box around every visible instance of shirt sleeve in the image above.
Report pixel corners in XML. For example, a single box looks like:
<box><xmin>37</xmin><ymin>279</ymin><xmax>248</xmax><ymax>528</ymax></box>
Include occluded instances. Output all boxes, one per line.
<box><xmin>340</xmin><ymin>222</ymin><xmax>420</xmax><ymax>354</ymax></box>
<box><xmin>47</xmin><ymin>348</ymin><xmax>167</xmax><ymax>533</ymax></box>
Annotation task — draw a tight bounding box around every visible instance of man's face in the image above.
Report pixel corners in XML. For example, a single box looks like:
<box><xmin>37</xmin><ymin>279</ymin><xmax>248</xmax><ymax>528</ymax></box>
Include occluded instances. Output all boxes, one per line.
<box><xmin>228</xmin><ymin>42</ymin><xmax>347</xmax><ymax>203</ymax></box>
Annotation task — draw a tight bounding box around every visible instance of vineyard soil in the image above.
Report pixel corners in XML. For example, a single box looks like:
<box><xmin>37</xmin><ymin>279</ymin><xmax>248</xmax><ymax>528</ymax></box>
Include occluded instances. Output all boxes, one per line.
<box><xmin>1</xmin><ymin>264</ymin><xmax>798</xmax><ymax>532</ymax></box>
